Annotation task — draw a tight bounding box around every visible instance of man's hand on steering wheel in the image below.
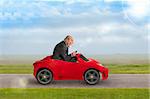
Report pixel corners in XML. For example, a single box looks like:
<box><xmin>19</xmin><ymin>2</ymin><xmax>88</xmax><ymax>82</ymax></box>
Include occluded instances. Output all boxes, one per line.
<box><xmin>71</xmin><ymin>51</ymin><xmax>77</xmax><ymax>57</ymax></box>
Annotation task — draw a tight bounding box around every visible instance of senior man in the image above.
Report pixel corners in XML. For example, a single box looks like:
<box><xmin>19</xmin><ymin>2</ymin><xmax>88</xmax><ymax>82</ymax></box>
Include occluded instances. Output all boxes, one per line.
<box><xmin>52</xmin><ymin>35</ymin><xmax>77</xmax><ymax>62</ymax></box>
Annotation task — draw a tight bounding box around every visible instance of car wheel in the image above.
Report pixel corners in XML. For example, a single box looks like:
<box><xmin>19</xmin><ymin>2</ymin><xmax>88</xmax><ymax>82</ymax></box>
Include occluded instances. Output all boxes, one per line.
<box><xmin>84</xmin><ymin>69</ymin><xmax>100</xmax><ymax>85</ymax></box>
<box><xmin>36</xmin><ymin>69</ymin><xmax>53</xmax><ymax>85</ymax></box>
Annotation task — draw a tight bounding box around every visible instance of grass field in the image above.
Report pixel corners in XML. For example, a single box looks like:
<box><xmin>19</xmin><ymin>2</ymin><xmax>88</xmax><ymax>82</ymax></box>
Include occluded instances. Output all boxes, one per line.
<box><xmin>0</xmin><ymin>88</ymin><xmax>149</xmax><ymax>99</ymax></box>
<box><xmin>107</xmin><ymin>64</ymin><xmax>150</xmax><ymax>74</ymax></box>
<box><xmin>0</xmin><ymin>64</ymin><xmax>149</xmax><ymax>74</ymax></box>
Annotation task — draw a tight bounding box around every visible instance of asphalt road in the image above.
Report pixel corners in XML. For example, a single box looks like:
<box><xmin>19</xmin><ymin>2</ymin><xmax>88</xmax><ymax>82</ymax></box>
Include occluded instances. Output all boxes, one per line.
<box><xmin>0</xmin><ymin>74</ymin><xmax>149</xmax><ymax>88</ymax></box>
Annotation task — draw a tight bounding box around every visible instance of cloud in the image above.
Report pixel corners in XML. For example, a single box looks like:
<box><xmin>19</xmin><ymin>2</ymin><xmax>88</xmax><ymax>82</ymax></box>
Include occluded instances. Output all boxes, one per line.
<box><xmin>0</xmin><ymin>0</ymin><xmax>149</xmax><ymax>21</ymax></box>
<box><xmin>124</xmin><ymin>0</ymin><xmax>149</xmax><ymax>19</ymax></box>
<box><xmin>0</xmin><ymin>0</ymin><xmax>63</xmax><ymax>20</ymax></box>
<box><xmin>0</xmin><ymin>21</ymin><xmax>148</xmax><ymax>55</ymax></box>
<box><xmin>103</xmin><ymin>0</ymin><xmax>149</xmax><ymax>26</ymax></box>
<box><xmin>0</xmin><ymin>0</ymin><xmax>148</xmax><ymax>54</ymax></box>
<box><xmin>0</xmin><ymin>0</ymin><xmax>120</xmax><ymax>21</ymax></box>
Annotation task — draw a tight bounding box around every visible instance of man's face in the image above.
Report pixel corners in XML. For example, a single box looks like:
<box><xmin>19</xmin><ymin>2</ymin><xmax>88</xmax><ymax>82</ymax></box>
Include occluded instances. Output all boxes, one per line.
<box><xmin>67</xmin><ymin>39</ymin><xmax>74</xmax><ymax>47</ymax></box>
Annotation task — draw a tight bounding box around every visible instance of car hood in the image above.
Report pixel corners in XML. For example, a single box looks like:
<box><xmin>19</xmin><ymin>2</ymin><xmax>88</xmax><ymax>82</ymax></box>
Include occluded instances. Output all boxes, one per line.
<box><xmin>88</xmin><ymin>58</ymin><xmax>100</xmax><ymax>64</ymax></box>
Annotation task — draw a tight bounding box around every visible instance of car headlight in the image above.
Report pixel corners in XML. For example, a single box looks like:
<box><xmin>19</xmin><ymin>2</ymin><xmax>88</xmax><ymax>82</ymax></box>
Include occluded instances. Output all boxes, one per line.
<box><xmin>98</xmin><ymin>63</ymin><xmax>104</xmax><ymax>67</ymax></box>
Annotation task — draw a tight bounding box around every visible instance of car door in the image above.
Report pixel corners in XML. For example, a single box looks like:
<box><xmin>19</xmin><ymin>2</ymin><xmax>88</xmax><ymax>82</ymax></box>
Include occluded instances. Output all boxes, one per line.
<box><xmin>51</xmin><ymin>59</ymin><xmax>66</xmax><ymax>80</ymax></box>
<box><xmin>61</xmin><ymin>61</ymin><xmax>84</xmax><ymax>80</ymax></box>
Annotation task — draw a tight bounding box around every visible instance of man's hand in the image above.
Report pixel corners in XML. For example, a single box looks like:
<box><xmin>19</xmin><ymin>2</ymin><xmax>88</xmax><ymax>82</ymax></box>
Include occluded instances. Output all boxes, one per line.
<box><xmin>71</xmin><ymin>51</ymin><xmax>77</xmax><ymax>57</ymax></box>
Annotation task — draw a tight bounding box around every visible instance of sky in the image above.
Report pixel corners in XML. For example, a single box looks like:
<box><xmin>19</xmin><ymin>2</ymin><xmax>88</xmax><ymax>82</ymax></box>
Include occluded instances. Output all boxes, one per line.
<box><xmin>0</xmin><ymin>0</ymin><xmax>149</xmax><ymax>55</ymax></box>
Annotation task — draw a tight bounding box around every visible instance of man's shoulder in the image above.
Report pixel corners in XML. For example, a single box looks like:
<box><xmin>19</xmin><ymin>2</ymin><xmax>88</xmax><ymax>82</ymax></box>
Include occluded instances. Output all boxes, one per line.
<box><xmin>56</xmin><ymin>41</ymin><xmax>65</xmax><ymax>47</ymax></box>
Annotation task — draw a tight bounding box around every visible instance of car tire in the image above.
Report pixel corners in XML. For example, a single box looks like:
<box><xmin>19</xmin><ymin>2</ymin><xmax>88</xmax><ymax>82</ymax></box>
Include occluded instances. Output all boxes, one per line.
<box><xmin>36</xmin><ymin>69</ymin><xmax>53</xmax><ymax>85</ymax></box>
<box><xmin>84</xmin><ymin>69</ymin><xmax>100</xmax><ymax>85</ymax></box>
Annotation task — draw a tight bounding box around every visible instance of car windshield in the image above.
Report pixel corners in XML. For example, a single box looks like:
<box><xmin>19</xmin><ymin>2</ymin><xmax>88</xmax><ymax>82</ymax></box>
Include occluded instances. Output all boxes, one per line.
<box><xmin>80</xmin><ymin>54</ymin><xmax>89</xmax><ymax>61</ymax></box>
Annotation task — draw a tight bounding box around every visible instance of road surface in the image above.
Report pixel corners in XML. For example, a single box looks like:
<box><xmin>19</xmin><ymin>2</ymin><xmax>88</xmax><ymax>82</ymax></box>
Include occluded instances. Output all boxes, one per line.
<box><xmin>0</xmin><ymin>74</ymin><xmax>149</xmax><ymax>88</ymax></box>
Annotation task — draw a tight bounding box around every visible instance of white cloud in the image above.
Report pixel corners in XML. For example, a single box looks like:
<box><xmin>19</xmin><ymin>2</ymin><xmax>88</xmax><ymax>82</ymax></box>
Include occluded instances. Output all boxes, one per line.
<box><xmin>59</xmin><ymin>0</ymin><xmax>93</xmax><ymax>5</ymax></box>
<box><xmin>0</xmin><ymin>22</ymin><xmax>145</xmax><ymax>43</ymax></box>
<box><xmin>0</xmin><ymin>0</ymin><xmax>113</xmax><ymax>21</ymax></box>
<box><xmin>124</xmin><ymin>0</ymin><xmax>149</xmax><ymax>19</ymax></box>
<box><xmin>104</xmin><ymin>0</ymin><xmax>149</xmax><ymax>26</ymax></box>
<box><xmin>0</xmin><ymin>0</ymin><xmax>63</xmax><ymax>20</ymax></box>
<box><xmin>0</xmin><ymin>0</ymin><xmax>148</xmax><ymax>54</ymax></box>
<box><xmin>0</xmin><ymin>21</ymin><xmax>148</xmax><ymax>55</ymax></box>
<box><xmin>101</xmin><ymin>35</ymin><xmax>131</xmax><ymax>43</ymax></box>
<box><xmin>96</xmin><ymin>23</ymin><xmax>118</xmax><ymax>34</ymax></box>
<box><xmin>147</xmin><ymin>23</ymin><xmax>150</xmax><ymax>40</ymax></box>
<box><xmin>104</xmin><ymin>0</ymin><xmax>121</xmax><ymax>2</ymax></box>
<box><xmin>147</xmin><ymin>23</ymin><xmax>150</xmax><ymax>30</ymax></box>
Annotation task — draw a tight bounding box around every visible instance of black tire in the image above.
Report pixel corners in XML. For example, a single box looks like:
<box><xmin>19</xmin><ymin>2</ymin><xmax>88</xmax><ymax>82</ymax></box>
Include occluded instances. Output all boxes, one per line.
<box><xmin>36</xmin><ymin>69</ymin><xmax>53</xmax><ymax>85</ymax></box>
<box><xmin>84</xmin><ymin>69</ymin><xmax>100</xmax><ymax>85</ymax></box>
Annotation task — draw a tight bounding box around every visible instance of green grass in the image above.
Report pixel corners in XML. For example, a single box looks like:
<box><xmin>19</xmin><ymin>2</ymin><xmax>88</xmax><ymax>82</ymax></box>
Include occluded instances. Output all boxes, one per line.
<box><xmin>0</xmin><ymin>88</ymin><xmax>149</xmax><ymax>99</ymax></box>
<box><xmin>0</xmin><ymin>64</ymin><xmax>32</xmax><ymax>74</ymax></box>
<box><xmin>0</xmin><ymin>64</ymin><xmax>149</xmax><ymax>74</ymax></box>
<box><xmin>106</xmin><ymin>64</ymin><xmax>150</xmax><ymax>74</ymax></box>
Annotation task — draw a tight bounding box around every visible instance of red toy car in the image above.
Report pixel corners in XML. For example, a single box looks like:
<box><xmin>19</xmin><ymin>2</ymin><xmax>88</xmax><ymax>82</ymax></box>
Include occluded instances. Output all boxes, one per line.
<box><xmin>33</xmin><ymin>53</ymin><xmax>108</xmax><ymax>85</ymax></box>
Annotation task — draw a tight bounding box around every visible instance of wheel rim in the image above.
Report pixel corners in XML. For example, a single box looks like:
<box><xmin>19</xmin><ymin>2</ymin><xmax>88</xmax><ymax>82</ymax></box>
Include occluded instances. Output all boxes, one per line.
<box><xmin>85</xmin><ymin>69</ymin><xmax>99</xmax><ymax>84</ymax></box>
<box><xmin>37</xmin><ymin>69</ymin><xmax>52</xmax><ymax>84</ymax></box>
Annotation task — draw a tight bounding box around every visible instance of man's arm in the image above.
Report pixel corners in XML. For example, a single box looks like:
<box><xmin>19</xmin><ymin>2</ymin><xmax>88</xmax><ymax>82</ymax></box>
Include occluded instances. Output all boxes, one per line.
<box><xmin>60</xmin><ymin>47</ymin><xmax>72</xmax><ymax>61</ymax></box>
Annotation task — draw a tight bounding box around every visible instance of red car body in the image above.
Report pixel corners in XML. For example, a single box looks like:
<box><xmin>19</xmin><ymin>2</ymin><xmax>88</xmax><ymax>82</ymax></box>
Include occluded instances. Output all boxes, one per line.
<box><xmin>33</xmin><ymin>54</ymin><xmax>108</xmax><ymax>82</ymax></box>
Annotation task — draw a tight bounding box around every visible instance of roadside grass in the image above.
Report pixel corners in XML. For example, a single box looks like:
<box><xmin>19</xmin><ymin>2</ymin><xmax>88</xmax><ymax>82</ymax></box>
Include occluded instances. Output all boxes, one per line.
<box><xmin>0</xmin><ymin>88</ymin><xmax>149</xmax><ymax>99</ymax></box>
<box><xmin>0</xmin><ymin>64</ymin><xmax>32</xmax><ymax>74</ymax></box>
<box><xmin>0</xmin><ymin>64</ymin><xmax>149</xmax><ymax>74</ymax></box>
<box><xmin>106</xmin><ymin>64</ymin><xmax>150</xmax><ymax>74</ymax></box>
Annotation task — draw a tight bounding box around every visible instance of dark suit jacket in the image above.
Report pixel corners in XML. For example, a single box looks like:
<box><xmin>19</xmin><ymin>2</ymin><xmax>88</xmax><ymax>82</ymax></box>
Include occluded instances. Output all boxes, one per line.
<box><xmin>52</xmin><ymin>41</ymin><xmax>72</xmax><ymax>61</ymax></box>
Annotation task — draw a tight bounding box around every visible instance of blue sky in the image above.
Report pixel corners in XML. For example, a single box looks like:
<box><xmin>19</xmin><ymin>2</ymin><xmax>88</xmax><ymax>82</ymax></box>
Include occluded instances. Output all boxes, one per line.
<box><xmin>0</xmin><ymin>0</ymin><xmax>149</xmax><ymax>55</ymax></box>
